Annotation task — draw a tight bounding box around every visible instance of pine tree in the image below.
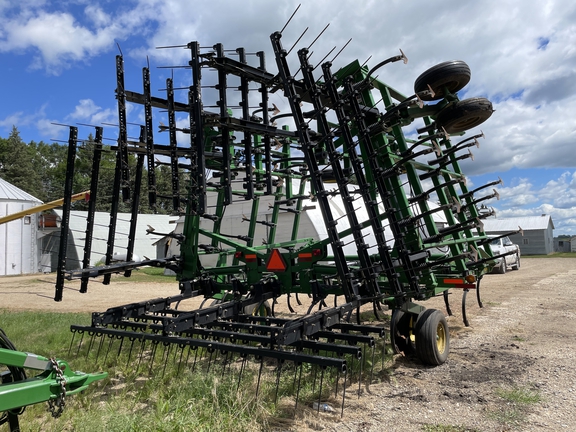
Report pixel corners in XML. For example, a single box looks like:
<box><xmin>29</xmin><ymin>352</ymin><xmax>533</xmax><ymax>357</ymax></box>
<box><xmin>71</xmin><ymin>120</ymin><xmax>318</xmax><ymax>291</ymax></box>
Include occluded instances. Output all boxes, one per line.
<box><xmin>0</xmin><ymin>126</ymin><xmax>43</xmax><ymax>198</ymax></box>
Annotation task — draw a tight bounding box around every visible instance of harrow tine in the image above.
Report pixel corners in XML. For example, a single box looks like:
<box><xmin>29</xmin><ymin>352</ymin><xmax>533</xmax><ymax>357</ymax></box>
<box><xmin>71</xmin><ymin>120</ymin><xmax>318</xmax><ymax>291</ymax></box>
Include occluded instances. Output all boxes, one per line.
<box><xmin>86</xmin><ymin>331</ymin><xmax>96</xmax><ymax>357</ymax></box>
<box><xmin>180</xmin><ymin>345</ymin><xmax>192</xmax><ymax>373</ymax></box>
<box><xmin>334</xmin><ymin>368</ymin><xmax>339</xmax><ymax>397</ymax></box>
<box><xmin>274</xmin><ymin>360</ymin><xmax>283</xmax><ymax>406</ymax></box>
<box><xmin>191</xmin><ymin>346</ymin><xmax>200</xmax><ymax>372</ymax></box>
<box><xmin>116</xmin><ymin>334</ymin><xmax>125</xmax><ymax>357</ymax></box>
<box><xmin>68</xmin><ymin>330</ymin><xmax>77</xmax><ymax>356</ymax></box>
<box><xmin>311</xmin><ymin>363</ymin><xmax>318</xmax><ymax>395</ymax></box>
<box><xmin>381</xmin><ymin>336</ymin><xmax>386</xmax><ymax>371</ymax></box>
<box><xmin>172</xmin><ymin>341</ymin><xmax>181</xmax><ymax>366</ymax></box>
<box><xmin>161</xmin><ymin>343</ymin><xmax>171</xmax><ymax>378</ymax></box>
<box><xmin>136</xmin><ymin>338</ymin><xmax>147</xmax><ymax>374</ymax></box>
<box><xmin>220</xmin><ymin>350</ymin><xmax>230</xmax><ymax>378</ymax></box>
<box><xmin>369</xmin><ymin>343</ymin><xmax>376</xmax><ymax>385</ymax></box>
<box><xmin>237</xmin><ymin>354</ymin><xmax>247</xmax><ymax>391</ymax></box>
<box><xmin>294</xmin><ymin>362</ymin><xmax>303</xmax><ymax>413</ymax></box>
<box><xmin>95</xmin><ymin>333</ymin><xmax>105</xmax><ymax>363</ymax></box>
<box><xmin>148</xmin><ymin>340</ymin><xmax>160</xmax><ymax>374</ymax></box>
<box><xmin>103</xmin><ymin>334</ymin><xmax>114</xmax><ymax>364</ymax></box>
<box><xmin>358</xmin><ymin>347</ymin><xmax>363</xmax><ymax>398</ymax></box>
<box><xmin>341</xmin><ymin>370</ymin><xmax>347</xmax><ymax>417</ymax></box>
<box><xmin>255</xmin><ymin>356</ymin><xmax>265</xmax><ymax>399</ymax></box>
<box><xmin>206</xmin><ymin>347</ymin><xmax>215</xmax><ymax>373</ymax></box>
<box><xmin>317</xmin><ymin>366</ymin><xmax>326</xmax><ymax>412</ymax></box>
<box><xmin>76</xmin><ymin>332</ymin><xmax>84</xmax><ymax>357</ymax></box>
<box><xmin>126</xmin><ymin>336</ymin><xmax>136</xmax><ymax>366</ymax></box>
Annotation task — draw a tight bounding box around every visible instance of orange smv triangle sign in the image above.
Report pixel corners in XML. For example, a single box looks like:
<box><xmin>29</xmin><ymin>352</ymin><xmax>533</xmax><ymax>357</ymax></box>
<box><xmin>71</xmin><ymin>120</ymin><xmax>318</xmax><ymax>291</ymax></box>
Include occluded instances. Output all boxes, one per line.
<box><xmin>266</xmin><ymin>249</ymin><xmax>287</xmax><ymax>272</ymax></box>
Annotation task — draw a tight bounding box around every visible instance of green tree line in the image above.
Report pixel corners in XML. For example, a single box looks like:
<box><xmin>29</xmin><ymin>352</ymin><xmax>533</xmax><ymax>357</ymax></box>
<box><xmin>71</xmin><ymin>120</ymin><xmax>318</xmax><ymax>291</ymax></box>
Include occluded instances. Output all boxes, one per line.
<box><xmin>0</xmin><ymin>126</ymin><xmax>180</xmax><ymax>214</ymax></box>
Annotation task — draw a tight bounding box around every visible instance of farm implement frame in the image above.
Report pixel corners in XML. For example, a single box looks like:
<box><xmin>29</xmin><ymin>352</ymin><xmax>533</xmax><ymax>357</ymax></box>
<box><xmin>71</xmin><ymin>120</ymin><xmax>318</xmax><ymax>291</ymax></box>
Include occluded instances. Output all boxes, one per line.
<box><xmin>26</xmin><ymin>13</ymin><xmax>521</xmax><ymax>414</ymax></box>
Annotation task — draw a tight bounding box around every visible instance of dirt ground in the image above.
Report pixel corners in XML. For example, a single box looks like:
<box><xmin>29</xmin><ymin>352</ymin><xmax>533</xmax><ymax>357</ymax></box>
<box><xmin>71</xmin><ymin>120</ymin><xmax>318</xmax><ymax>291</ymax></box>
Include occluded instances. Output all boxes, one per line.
<box><xmin>1</xmin><ymin>258</ymin><xmax>576</xmax><ymax>431</ymax></box>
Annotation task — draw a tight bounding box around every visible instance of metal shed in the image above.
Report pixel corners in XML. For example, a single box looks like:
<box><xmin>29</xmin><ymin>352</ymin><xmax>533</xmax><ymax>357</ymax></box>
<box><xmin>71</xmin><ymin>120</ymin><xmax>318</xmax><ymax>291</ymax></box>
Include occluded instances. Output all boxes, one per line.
<box><xmin>483</xmin><ymin>215</ymin><xmax>555</xmax><ymax>255</ymax></box>
<box><xmin>0</xmin><ymin>178</ymin><xmax>43</xmax><ymax>275</ymax></box>
<box><xmin>554</xmin><ymin>236</ymin><xmax>576</xmax><ymax>253</ymax></box>
<box><xmin>42</xmin><ymin>210</ymin><xmax>178</xmax><ymax>271</ymax></box>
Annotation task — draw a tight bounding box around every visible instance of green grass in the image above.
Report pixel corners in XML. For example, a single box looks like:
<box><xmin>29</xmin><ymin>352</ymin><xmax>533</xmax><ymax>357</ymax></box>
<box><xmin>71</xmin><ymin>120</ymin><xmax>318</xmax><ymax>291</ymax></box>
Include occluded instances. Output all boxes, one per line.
<box><xmin>0</xmin><ymin>310</ymin><xmax>272</xmax><ymax>431</ymax></box>
<box><xmin>496</xmin><ymin>386</ymin><xmax>541</xmax><ymax>405</ymax></box>
<box><xmin>1</xmin><ymin>309</ymin><xmax>390</xmax><ymax>431</ymax></box>
<box><xmin>486</xmin><ymin>385</ymin><xmax>541</xmax><ymax>427</ymax></box>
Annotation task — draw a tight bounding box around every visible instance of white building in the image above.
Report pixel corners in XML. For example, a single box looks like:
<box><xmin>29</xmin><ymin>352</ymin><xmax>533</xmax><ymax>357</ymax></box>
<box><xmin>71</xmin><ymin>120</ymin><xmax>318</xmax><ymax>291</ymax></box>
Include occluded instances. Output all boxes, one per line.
<box><xmin>483</xmin><ymin>215</ymin><xmax>555</xmax><ymax>255</ymax></box>
<box><xmin>0</xmin><ymin>178</ymin><xmax>42</xmax><ymax>275</ymax></box>
<box><xmin>45</xmin><ymin>210</ymin><xmax>178</xmax><ymax>271</ymax></box>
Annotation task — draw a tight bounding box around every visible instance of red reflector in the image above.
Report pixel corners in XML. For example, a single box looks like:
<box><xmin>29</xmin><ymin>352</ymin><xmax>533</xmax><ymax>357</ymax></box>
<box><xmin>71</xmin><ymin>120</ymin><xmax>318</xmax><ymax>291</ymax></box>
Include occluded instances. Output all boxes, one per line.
<box><xmin>298</xmin><ymin>252</ymin><xmax>313</xmax><ymax>262</ymax></box>
<box><xmin>266</xmin><ymin>249</ymin><xmax>287</xmax><ymax>272</ymax></box>
<box><xmin>312</xmin><ymin>248</ymin><xmax>322</xmax><ymax>256</ymax></box>
<box><xmin>245</xmin><ymin>254</ymin><xmax>257</xmax><ymax>263</ymax></box>
<box><xmin>234</xmin><ymin>251</ymin><xmax>242</xmax><ymax>259</ymax></box>
<box><xmin>443</xmin><ymin>278</ymin><xmax>464</xmax><ymax>285</ymax></box>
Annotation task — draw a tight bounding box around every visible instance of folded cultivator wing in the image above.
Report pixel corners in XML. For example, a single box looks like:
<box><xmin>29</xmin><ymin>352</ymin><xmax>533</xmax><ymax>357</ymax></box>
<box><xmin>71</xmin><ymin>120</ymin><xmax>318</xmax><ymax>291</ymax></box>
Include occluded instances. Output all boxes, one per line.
<box><xmin>52</xmin><ymin>20</ymin><xmax>518</xmax><ymax>413</ymax></box>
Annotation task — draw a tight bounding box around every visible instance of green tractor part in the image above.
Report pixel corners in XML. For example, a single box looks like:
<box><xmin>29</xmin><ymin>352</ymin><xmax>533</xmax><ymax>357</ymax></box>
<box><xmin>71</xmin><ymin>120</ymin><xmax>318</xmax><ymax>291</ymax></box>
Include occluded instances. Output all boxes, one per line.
<box><xmin>51</xmin><ymin>14</ymin><xmax>521</xmax><ymax>412</ymax></box>
<box><xmin>0</xmin><ymin>328</ymin><xmax>107</xmax><ymax>431</ymax></box>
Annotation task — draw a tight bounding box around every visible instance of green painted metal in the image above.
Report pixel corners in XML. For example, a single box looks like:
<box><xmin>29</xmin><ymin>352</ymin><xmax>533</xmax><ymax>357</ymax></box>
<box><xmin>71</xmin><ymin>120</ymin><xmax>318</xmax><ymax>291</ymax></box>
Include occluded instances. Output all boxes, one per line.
<box><xmin>0</xmin><ymin>348</ymin><xmax>107</xmax><ymax>413</ymax></box>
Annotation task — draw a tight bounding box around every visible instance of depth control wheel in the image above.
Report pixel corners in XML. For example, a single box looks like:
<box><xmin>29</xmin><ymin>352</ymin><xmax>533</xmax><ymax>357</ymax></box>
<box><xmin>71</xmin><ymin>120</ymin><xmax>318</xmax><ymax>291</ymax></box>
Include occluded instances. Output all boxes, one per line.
<box><xmin>435</xmin><ymin>97</ymin><xmax>494</xmax><ymax>133</ymax></box>
<box><xmin>390</xmin><ymin>310</ymin><xmax>416</xmax><ymax>356</ymax></box>
<box><xmin>244</xmin><ymin>300</ymin><xmax>272</xmax><ymax>317</ymax></box>
<box><xmin>414</xmin><ymin>309</ymin><xmax>450</xmax><ymax>365</ymax></box>
<box><xmin>414</xmin><ymin>60</ymin><xmax>471</xmax><ymax>101</ymax></box>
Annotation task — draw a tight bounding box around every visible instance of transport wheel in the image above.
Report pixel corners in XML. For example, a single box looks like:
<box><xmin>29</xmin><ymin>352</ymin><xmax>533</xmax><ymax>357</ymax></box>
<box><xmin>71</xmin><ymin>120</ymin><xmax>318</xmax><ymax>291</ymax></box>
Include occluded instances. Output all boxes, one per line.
<box><xmin>244</xmin><ymin>301</ymin><xmax>272</xmax><ymax>317</ymax></box>
<box><xmin>511</xmin><ymin>254</ymin><xmax>520</xmax><ymax>270</ymax></box>
<box><xmin>390</xmin><ymin>310</ymin><xmax>416</xmax><ymax>356</ymax></box>
<box><xmin>435</xmin><ymin>97</ymin><xmax>493</xmax><ymax>133</ymax></box>
<box><xmin>414</xmin><ymin>60</ymin><xmax>471</xmax><ymax>101</ymax></box>
<box><xmin>414</xmin><ymin>309</ymin><xmax>450</xmax><ymax>365</ymax></box>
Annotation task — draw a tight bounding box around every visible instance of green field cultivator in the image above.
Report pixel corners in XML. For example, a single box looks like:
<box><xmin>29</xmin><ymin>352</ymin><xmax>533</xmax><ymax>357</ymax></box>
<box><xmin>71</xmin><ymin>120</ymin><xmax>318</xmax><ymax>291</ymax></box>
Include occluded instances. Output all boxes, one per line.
<box><xmin>43</xmin><ymin>13</ymin><xmax>521</xmax><ymax>414</ymax></box>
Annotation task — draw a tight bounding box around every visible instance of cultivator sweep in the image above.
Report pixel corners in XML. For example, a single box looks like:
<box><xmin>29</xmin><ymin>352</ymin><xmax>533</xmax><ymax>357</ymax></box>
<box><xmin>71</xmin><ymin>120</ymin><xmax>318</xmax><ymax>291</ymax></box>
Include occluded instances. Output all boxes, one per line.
<box><xmin>53</xmin><ymin>16</ymin><xmax>520</xmax><ymax>411</ymax></box>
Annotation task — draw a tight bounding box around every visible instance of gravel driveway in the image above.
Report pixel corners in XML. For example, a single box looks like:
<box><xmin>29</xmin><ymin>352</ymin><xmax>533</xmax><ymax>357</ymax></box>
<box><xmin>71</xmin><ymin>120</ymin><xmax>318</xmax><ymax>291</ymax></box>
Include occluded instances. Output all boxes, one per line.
<box><xmin>1</xmin><ymin>258</ymin><xmax>575</xmax><ymax>431</ymax></box>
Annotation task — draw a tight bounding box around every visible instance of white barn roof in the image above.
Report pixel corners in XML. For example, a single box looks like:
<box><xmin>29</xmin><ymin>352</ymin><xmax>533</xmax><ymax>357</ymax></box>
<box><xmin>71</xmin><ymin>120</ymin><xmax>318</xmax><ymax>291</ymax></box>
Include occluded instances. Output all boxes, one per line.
<box><xmin>483</xmin><ymin>215</ymin><xmax>554</xmax><ymax>232</ymax></box>
<box><xmin>0</xmin><ymin>177</ymin><xmax>42</xmax><ymax>203</ymax></box>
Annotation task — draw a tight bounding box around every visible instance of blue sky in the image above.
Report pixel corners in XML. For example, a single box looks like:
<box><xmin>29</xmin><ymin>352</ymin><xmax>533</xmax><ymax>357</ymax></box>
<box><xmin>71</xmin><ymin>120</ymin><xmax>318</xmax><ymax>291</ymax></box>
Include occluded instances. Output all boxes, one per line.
<box><xmin>1</xmin><ymin>0</ymin><xmax>575</xmax><ymax>234</ymax></box>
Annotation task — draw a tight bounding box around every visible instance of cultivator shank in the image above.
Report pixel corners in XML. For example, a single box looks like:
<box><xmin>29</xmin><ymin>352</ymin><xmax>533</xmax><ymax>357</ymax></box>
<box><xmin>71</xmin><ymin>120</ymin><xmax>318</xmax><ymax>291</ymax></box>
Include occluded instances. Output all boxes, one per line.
<box><xmin>54</xmin><ymin>17</ymin><xmax>521</xmax><ymax>411</ymax></box>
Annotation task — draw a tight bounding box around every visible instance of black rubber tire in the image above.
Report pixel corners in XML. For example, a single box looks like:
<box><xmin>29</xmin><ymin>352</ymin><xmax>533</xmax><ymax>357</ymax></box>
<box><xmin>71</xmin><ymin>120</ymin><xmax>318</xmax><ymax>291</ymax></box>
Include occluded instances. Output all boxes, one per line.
<box><xmin>414</xmin><ymin>309</ymin><xmax>450</xmax><ymax>365</ymax></box>
<box><xmin>511</xmin><ymin>254</ymin><xmax>520</xmax><ymax>270</ymax></box>
<box><xmin>497</xmin><ymin>259</ymin><xmax>507</xmax><ymax>274</ymax></box>
<box><xmin>414</xmin><ymin>60</ymin><xmax>471</xmax><ymax>101</ymax></box>
<box><xmin>435</xmin><ymin>97</ymin><xmax>494</xmax><ymax>133</ymax></box>
<box><xmin>390</xmin><ymin>310</ymin><xmax>416</xmax><ymax>356</ymax></box>
<box><xmin>244</xmin><ymin>300</ymin><xmax>272</xmax><ymax>317</ymax></box>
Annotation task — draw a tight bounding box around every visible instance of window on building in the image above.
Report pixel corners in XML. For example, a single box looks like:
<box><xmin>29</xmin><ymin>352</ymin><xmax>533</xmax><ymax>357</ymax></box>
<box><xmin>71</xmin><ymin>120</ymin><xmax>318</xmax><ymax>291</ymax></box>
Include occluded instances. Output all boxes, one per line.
<box><xmin>559</xmin><ymin>241</ymin><xmax>564</xmax><ymax>247</ymax></box>
<box><xmin>523</xmin><ymin>238</ymin><xmax>529</xmax><ymax>245</ymax></box>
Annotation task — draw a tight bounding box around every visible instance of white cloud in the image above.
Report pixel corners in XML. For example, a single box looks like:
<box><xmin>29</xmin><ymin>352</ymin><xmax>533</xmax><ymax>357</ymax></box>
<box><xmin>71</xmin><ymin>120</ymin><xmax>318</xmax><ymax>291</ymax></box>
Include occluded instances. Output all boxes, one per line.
<box><xmin>0</xmin><ymin>2</ymin><xmax>161</xmax><ymax>74</ymax></box>
<box><xmin>490</xmin><ymin>171</ymin><xmax>576</xmax><ymax>235</ymax></box>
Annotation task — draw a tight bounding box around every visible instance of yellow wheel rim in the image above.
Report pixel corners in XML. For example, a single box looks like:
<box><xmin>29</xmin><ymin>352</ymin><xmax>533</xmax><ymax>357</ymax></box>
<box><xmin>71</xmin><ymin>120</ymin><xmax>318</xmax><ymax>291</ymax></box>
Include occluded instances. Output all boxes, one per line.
<box><xmin>436</xmin><ymin>322</ymin><xmax>446</xmax><ymax>353</ymax></box>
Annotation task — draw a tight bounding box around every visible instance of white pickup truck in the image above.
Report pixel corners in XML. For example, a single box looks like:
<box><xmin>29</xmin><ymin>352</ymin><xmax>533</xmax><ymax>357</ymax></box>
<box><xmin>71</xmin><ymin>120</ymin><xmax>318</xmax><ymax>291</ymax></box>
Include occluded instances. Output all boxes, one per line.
<box><xmin>489</xmin><ymin>235</ymin><xmax>521</xmax><ymax>274</ymax></box>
